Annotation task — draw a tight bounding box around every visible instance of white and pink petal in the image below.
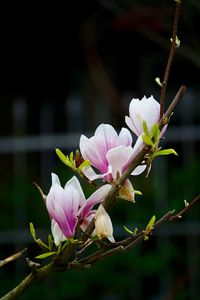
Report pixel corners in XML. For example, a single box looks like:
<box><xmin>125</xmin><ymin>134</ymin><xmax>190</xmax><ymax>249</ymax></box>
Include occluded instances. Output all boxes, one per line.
<box><xmin>51</xmin><ymin>219</ymin><xmax>66</xmax><ymax>246</ymax></box>
<box><xmin>118</xmin><ymin>127</ymin><xmax>133</xmax><ymax>146</ymax></box>
<box><xmin>78</xmin><ymin>184</ymin><xmax>111</xmax><ymax>219</ymax></box>
<box><xmin>106</xmin><ymin>146</ymin><xmax>133</xmax><ymax>180</ymax></box>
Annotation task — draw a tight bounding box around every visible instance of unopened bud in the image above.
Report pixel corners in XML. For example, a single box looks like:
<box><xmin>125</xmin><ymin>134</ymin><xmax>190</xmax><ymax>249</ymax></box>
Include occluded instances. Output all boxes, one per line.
<box><xmin>119</xmin><ymin>179</ymin><xmax>135</xmax><ymax>202</ymax></box>
<box><xmin>155</xmin><ymin>77</ymin><xmax>162</xmax><ymax>87</ymax></box>
<box><xmin>170</xmin><ymin>36</ymin><xmax>180</xmax><ymax>48</ymax></box>
<box><xmin>95</xmin><ymin>205</ymin><xmax>115</xmax><ymax>243</ymax></box>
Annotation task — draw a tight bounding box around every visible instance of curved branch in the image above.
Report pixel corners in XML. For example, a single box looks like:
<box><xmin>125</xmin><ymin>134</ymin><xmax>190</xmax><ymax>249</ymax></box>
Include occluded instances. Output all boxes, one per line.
<box><xmin>69</xmin><ymin>193</ymin><xmax>200</xmax><ymax>270</ymax></box>
<box><xmin>160</xmin><ymin>0</ymin><xmax>182</xmax><ymax>117</ymax></box>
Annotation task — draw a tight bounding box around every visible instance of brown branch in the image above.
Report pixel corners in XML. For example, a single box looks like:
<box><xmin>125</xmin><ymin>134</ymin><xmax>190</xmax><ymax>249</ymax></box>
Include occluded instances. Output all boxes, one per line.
<box><xmin>160</xmin><ymin>0</ymin><xmax>182</xmax><ymax>118</ymax></box>
<box><xmin>79</xmin><ymin>193</ymin><xmax>200</xmax><ymax>265</ymax></box>
<box><xmin>0</xmin><ymin>248</ymin><xmax>27</xmax><ymax>268</ymax></box>
<box><xmin>2</xmin><ymin>193</ymin><xmax>199</xmax><ymax>300</ymax></box>
<box><xmin>76</xmin><ymin>245</ymin><xmax>124</xmax><ymax>266</ymax></box>
<box><xmin>154</xmin><ymin>211</ymin><xmax>175</xmax><ymax>228</ymax></box>
<box><xmin>160</xmin><ymin>85</ymin><xmax>186</xmax><ymax>126</ymax></box>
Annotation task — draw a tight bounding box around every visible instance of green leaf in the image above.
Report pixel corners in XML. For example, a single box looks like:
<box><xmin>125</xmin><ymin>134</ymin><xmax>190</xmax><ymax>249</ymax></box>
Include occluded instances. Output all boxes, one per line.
<box><xmin>35</xmin><ymin>252</ymin><xmax>56</xmax><ymax>259</ymax></box>
<box><xmin>69</xmin><ymin>238</ymin><xmax>81</xmax><ymax>245</ymax></box>
<box><xmin>123</xmin><ymin>226</ymin><xmax>133</xmax><ymax>235</ymax></box>
<box><xmin>56</xmin><ymin>148</ymin><xmax>76</xmax><ymax>170</ymax></box>
<box><xmin>146</xmin><ymin>215</ymin><xmax>156</xmax><ymax>233</ymax></box>
<box><xmin>142</xmin><ymin>134</ymin><xmax>153</xmax><ymax>147</ymax></box>
<box><xmin>151</xmin><ymin>123</ymin><xmax>160</xmax><ymax>143</ymax></box>
<box><xmin>134</xmin><ymin>190</ymin><xmax>142</xmax><ymax>196</ymax></box>
<box><xmin>78</xmin><ymin>160</ymin><xmax>91</xmax><ymax>172</ymax></box>
<box><xmin>143</xmin><ymin>215</ymin><xmax>156</xmax><ymax>241</ymax></box>
<box><xmin>142</xmin><ymin>121</ymin><xmax>150</xmax><ymax>137</ymax></box>
<box><xmin>153</xmin><ymin>148</ymin><xmax>178</xmax><ymax>159</ymax></box>
<box><xmin>36</xmin><ymin>239</ymin><xmax>49</xmax><ymax>250</ymax></box>
<box><xmin>30</xmin><ymin>223</ymin><xmax>50</xmax><ymax>250</ymax></box>
<box><xmin>30</xmin><ymin>222</ymin><xmax>36</xmax><ymax>241</ymax></box>
<box><xmin>69</xmin><ymin>151</ymin><xmax>74</xmax><ymax>164</ymax></box>
<box><xmin>56</xmin><ymin>148</ymin><xmax>69</xmax><ymax>165</ymax></box>
<box><xmin>58</xmin><ymin>239</ymin><xmax>75</xmax><ymax>253</ymax></box>
<box><xmin>133</xmin><ymin>228</ymin><xmax>138</xmax><ymax>235</ymax></box>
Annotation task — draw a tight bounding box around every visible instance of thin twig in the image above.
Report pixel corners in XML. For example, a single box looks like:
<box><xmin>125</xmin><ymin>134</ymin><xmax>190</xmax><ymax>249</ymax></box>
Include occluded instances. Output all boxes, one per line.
<box><xmin>0</xmin><ymin>248</ymin><xmax>27</xmax><ymax>268</ymax></box>
<box><xmin>2</xmin><ymin>193</ymin><xmax>199</xmax><ymax>300</ymax></box>
<box><xmin>161</xmin><ymin>85</ymin><xmax>186</xmax><ymax>124</ymax></box>
<box><xmin>170</xmin><ymin>193</ymin><xmax>200</xmax><ymax>221</ymax></box>
<box><xmin>75</xmin><ymin>239</ymin><xmax>94</xmax><ymax>259</ymax></box>
<box><xmin>154</xmin><ymin>211</ymin><xmax>175</xmax><ymax>228</ymax></box>
<box><xmin>160</xmin><ymin>0</ymin><xmax>182</xmax><ymax>117</ymax></box>
<box><xmin>77</xmin><ymin>246</ymin><xmax>124</xmax><ymax>265</ymax></box>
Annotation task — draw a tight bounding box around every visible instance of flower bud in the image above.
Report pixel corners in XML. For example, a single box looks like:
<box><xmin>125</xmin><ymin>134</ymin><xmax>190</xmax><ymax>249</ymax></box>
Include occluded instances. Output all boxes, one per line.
<box><xmin>95</xmin><ymin>205</ymin><xmax>115</xmax><ymax>243</ymax></box>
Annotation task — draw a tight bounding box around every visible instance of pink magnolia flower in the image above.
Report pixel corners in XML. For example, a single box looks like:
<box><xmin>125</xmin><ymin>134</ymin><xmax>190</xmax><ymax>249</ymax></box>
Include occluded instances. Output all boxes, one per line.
<box><xmin>80</xmin><ymin>124</ymin><xmax>144</xmax><ymax>182</ymax></box>
<box><xmin>125</xmin><ymin>95</ymin><xmax>162</xmax><ymax>136</ymax></box>
<box><xmin>80</xmin><ymin>124</ymin><xmax>132</xmax><ymax>180</ymax></box>
<box><xmin>79</xmin><ymin>124</ymin><xmax>146</xmax><ymax>201</ymax></box>
<box><xmin>46</xmin><ymin>173</ymin><xmax>111</xmax><ymax>242</ymax></box>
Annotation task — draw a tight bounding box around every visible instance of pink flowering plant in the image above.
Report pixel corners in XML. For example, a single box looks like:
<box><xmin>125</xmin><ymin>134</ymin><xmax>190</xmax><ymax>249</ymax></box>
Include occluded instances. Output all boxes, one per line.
<box><xmin>0</xmin><ymin>2</ymin><xmax>200</xmax><ymax>300</ymax></box>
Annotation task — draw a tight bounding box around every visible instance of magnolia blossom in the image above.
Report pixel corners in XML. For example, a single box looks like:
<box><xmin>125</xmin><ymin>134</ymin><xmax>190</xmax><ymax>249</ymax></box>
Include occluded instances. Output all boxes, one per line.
<box><xmin>79</xmin><ymin>124</ymin><xmax>145</xmax><ymax>201</ymax></box>
<box><xmin>95</xmin><ymin>205</ymin><xmax>115</xmax><ymax>243</ymax></box>
<box><xmin>125</xmin><ymin>95</ymin><xmax>161</xmax><ymax>136</ymax></box>
<box><xmin>51</xmin><ymin>219</ymin><xmax>66</xmax><ymax>246</ymax></box>
<box><xmin>46</xmin><ymin>173</ymin><xmax>111</xmax><ymax>243</ymax></box>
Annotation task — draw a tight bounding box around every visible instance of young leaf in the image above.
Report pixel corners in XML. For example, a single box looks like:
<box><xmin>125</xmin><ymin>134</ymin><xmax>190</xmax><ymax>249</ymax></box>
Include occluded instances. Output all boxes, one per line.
<box><xmin>123</xmin><ymin>226</ymin><xmax>134</xmax><ymax>235</ymax></box>
<box><xmin>56</xmin><ymin>148</ymin><xmax>76</xmax><ymax>171</ymax></box>
<box><xmin>78</xmin><ymin>160</ymin><xmax>91</xmax><ymax>173</ymax></box>
<box><xmin>69</xmin><ymin>151</ymin><xmax>74</xmax><ymax>164</ymax></box>
<box><xmin>30</xmin><ymin>222</ymin><xmax>36</xmax><ymax>241</ymax></box>
<box><xmin>151</xmin><ymin>123</ymin><xmax>160</xmax><ymax>143</ymax></box>
<box><xmin>153</xmin><ymin>148</ymin><xmax>178</xmax><ymax>159</ymax></box>
<box><xmin>145</xmin><ymin>215</ymin><xmax>156</xmax><ymax>234</ymax></box>
<box><xmin>134</xmin><ymin>190</ymin><xmax>142</xmax><ymax>196</ymax></box>
<box><xmin>35</xmin><ymin>252</ymin><xmax>56</xmax><ymax>259</ymax></box>
<box><xmin>56</xmin><ymin>149</ymin><xmax>70</xmax><ymax>165</ymax></box>
<box><xmin>142</xmin><ymin>134</ymin><xmax>153</xmax><ymax>147</ymax></box>
<box><xmin>133</xmin><ymin>228</ymin><xmax>138</xmax><ymax>235</ymax></box>
<box><xmin>142</xmin><ymin>121</ymin><xmax>150</xmax><ymax>137</ymax></box>
<box><xmin>36</xmin><ymin>239</ymin><xmax>50</xmax><ymax>250</ymax></box>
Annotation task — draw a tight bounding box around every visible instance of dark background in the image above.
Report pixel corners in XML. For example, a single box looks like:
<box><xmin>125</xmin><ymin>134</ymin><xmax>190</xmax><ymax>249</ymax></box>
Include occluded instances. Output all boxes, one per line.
<box><xmin>0</xmin><ymin>1</ymin><xmax>199</xmax><ymax>299</ymax></box>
